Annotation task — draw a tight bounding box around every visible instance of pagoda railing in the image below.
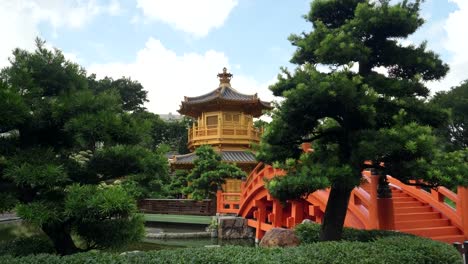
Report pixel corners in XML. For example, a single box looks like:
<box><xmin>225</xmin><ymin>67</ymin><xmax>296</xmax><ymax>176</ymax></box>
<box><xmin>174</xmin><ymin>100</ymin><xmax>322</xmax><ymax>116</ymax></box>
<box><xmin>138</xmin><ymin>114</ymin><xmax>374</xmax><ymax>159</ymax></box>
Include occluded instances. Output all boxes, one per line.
<box><xmin>188</xmin><ymin>124</ymin><xmax>262</xmax><ymax>149</ymax></box>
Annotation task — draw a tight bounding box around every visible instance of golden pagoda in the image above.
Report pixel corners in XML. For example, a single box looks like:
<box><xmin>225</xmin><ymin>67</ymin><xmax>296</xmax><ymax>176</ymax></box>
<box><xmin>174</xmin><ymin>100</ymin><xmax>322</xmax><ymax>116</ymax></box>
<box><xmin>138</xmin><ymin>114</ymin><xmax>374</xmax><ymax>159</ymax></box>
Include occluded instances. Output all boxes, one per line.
<box><xmin>171</xmin><ymin>67</ymin><xmax>272</xmax><ymax>173</ymax></box>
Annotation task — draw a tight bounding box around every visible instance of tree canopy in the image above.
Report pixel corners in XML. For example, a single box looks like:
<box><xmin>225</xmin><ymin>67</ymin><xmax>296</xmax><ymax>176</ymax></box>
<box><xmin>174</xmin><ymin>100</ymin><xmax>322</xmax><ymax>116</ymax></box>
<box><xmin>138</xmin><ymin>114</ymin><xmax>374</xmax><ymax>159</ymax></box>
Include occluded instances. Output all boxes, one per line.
<box><xmin>259</xmin><ymin>0</ymin><xmax>466</xmax><ymax>241</ymax></box>
<box><xmin>0</xmin><ymin>39</ymin><xmax>169</xmax><ymax>255</ymax></box>
<box><xmin>88</xmin><ymin>74</ymin><xmax>148</xmax><ymax>112</ymax></box>
<box><xmin>431</xmin><ymin>80</ymin><xmax>468</xmax><ymax>151</ymax></box>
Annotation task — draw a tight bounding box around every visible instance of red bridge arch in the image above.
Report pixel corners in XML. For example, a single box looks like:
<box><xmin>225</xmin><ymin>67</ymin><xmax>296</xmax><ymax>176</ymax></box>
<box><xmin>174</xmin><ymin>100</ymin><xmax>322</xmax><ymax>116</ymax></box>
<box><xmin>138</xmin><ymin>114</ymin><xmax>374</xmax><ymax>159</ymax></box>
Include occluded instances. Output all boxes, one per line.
<box><xmin>217</xmin><ymin>163</ymin><xmax>468</xmax><ymax>243</ymax></box>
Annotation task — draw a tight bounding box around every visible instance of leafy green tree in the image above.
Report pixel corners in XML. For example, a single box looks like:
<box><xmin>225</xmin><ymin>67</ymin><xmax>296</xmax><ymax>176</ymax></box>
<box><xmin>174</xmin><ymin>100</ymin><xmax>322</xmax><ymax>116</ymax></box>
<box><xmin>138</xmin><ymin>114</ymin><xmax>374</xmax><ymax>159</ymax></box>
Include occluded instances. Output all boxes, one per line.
<box><xmin>88</xmin><ymin>75</ymin><xmax>148</xmax><ymax>112</ymax></box>
<box><xmin>164</xmin><ymin>170</ymin><xmax>189</xmax><ymax>198</ymax></box>
<box><xmin>431</xmin><ymin>81</ymin><xmax>468</xmax><ymax>150</ymax></box>
<box><xmin>156</xmin><ymin>117</ymin><xmax>192</xmax><ymax>155</ymax></box>
<box><xmin>259</xmin><ymin>0</ymin><xmax>466</xmax><ymax>241</ymax></box>
<box><xmin>0</xmin><ymin>39</ymin><xmax>168</xmax><ymax>255</ymax></box>
<box><xmin>185</xmin><ymin>146</ymin><xmax>245</xmax><ymax>200</ymax></box>
<box><xmin>131</xmin><ymin>111</ymin><xmax>191</xmax><ymax>154</ymax></box>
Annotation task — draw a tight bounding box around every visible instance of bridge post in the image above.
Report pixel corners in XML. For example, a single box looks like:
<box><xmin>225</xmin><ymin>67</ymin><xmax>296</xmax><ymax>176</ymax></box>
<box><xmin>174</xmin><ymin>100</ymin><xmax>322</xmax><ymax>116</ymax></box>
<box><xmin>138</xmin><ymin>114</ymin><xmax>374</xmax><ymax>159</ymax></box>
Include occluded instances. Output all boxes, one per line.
<box><xmin>376</xmin><ymin>175</ymin><xmax>395</xmax><ymax>230</ymax></box>
<box><xmin>273</xmin><ymin>200</ymin><xmax>282</xmax><ymax>227</ymax></box>
<box><xmin>240</xmin><ymin>177</ymin><xmax>246</xmax><ymax>204</ymax></box>
<box><xmin>291</xmin><ymin>201</ymin><xmax>304</xmax><ymax>226</ymax></box>
<box><xmin>254</xmin><ymin>200</ymin><xmax>266</xmax><ymax>243</ymax></box>
<box><xmin>369</xmin><ymin>173</ymin><xmax>379</xmax><ymax>229</ymax></box>
<box><xmin>216</xmin><ymin>189</ymin><xmax>222</xmax><ymax>213</ymax></box>
<box><xmin>268</xmin><ymin>197</ymin><xmax>283</xmax><ymax>228</ymax></box>
<box><xmin>458</xmin><ymin>187</ymin><xmax>468</xmax><ymax>240</ymax></box>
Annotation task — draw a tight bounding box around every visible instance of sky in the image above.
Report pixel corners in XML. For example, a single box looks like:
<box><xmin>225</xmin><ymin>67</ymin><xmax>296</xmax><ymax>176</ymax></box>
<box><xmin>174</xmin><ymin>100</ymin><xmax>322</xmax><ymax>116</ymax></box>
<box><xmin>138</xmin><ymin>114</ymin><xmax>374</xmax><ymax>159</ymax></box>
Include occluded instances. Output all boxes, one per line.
<box><xmin>0</xmin><ymin>0</ymin><xmax>466</xmax><ymax>115</ymax></box>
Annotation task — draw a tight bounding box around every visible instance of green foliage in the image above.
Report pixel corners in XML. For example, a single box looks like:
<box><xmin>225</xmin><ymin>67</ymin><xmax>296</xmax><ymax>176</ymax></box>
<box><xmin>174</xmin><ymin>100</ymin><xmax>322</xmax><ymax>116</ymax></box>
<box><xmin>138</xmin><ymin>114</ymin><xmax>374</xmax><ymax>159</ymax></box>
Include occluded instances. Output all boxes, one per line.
<box><xmin>431</xmin><ymin>80</ymin><xmax>468</xmax><ymax>150</ymax></box>
<box><xmin>294</xmin><ymin>222</ymin><xmax>411</xmax><ymax>243</ymax></box>
<box><xmin>358</xmin><ymin>117</ymin><xmax>468</xmax><ymax>188</ymax></box>
<box><xmin>5</xmin><ymin>162</ymin><xmax>68</xmax><ymax>188</ymax></box>
<box><xmin>74</xmin><ymin>214</ymin><xmax>145</xmax><ymax>250</ymax></box>
<box><xmin>0</xmin><ymin>39</ymin><xmax>166</xmax><ymax>254</ymax></box>
<box><xmin>131</xmin><ymin>111</ymin><xmax>191</xmax><ymax>154</ymax></box>
<box><xmin>266</xmin><ymin>154</ymin><xmax>331</xmax><ymax>201</ymax></box>
<box><xmin>0</xmin><ymin>193</ymin><xmax>17</xmax><ymax>212</ymax></box>
<box><xmin>164</xmin><ymin>170</ymin><xmax>189</xmax><ymax>198</ymax></box>
<box><xmin>0</xmin><ymin>236</ymin><xmax>55</xmax><ymax>257</ymax></box>
<box><xmin>0</xmin><ymin>236</ymin><xmax>462</xmax><ymax>264</ymax></box>
<box><xmin>15</xmin><ymin>202</ymin><xmax>62</xmax><ymax>227</ymax></box>
<box><xmin>65</xmin><ymin>184</ymin><xmax>137</xmax><ymax>220</ymax></box>
<box><xmin>259</xmin><ymin>0</ymin><xmax>461</xmax><ymax>240</ymax></box>
<box><xmin>0</xmin><ymin>81</ymin><xmax>28</xmax><ymax>133</ymax></box>
<box><xmin>155</xmin><ymin>117</ymin><xmax>192</xmax><ymax>154</ymax></box>
<box><xmin>89</xmin><ymin>145</ymin><xmax>168</xmax><ymax>184</ymax></box>
<box><xmin>88</xmin><ymin>74</ymin><xmax>148</xmax><ymax>112</ymax></box>
<box><xmin>185</xmin><ymin>146</ymin><xmax>246</xmax><ymax>200</ymax></box>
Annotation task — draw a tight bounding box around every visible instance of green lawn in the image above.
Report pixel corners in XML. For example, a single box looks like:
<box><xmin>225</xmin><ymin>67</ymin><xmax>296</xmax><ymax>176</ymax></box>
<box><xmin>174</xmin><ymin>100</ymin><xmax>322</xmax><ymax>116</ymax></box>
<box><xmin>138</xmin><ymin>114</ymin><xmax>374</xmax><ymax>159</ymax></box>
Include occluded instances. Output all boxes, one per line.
<box><xmin>144</xmin><ymin>214</ymin><xmax>212</xmax><ymax>225</ymax></box>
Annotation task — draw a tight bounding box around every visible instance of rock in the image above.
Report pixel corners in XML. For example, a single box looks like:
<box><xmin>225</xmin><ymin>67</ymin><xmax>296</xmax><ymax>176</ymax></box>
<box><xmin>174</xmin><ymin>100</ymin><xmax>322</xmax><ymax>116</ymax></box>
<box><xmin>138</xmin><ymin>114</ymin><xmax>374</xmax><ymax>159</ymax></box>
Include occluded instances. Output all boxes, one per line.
<box><xmin>218</xmin><ymin>216</ymin><xmax>254</xmax><ymax>239</ymax></box>
<box><xmin>259</xmin><ymin>228</ymin><xmax>300</xmax><ymax>248</ymax></box>
<box><xmin>301</xmin><ymin>219</ymin><xmax>314</xmax><ymax>224</ymax></box>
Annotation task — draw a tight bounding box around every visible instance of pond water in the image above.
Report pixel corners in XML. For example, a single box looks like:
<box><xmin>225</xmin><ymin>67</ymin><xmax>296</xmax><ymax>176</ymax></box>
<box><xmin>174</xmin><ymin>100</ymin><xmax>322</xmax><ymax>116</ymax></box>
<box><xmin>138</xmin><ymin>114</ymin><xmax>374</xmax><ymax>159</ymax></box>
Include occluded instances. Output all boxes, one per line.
<box><xmin>0</xmin><ymin>221</ymin><xmax>254</xmax><ymax>252</ymax></box>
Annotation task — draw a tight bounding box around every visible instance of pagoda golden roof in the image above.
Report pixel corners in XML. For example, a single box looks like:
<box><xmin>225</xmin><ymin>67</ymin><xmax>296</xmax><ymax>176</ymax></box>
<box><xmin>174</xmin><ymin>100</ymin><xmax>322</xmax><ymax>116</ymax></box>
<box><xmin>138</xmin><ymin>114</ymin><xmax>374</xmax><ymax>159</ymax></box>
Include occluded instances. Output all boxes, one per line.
<box><xmin>178</xmin><ymin>67</ymin><xmax>272</xmax><ymax>118</ymax></box>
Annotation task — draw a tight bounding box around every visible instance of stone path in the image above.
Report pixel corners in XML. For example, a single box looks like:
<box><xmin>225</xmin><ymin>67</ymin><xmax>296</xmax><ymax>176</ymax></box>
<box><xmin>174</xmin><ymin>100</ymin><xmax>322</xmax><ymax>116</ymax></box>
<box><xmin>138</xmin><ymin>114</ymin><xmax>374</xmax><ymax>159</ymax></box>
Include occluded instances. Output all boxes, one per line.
<box><xmin>0</xmin><ymin>212</ymin><xmax>20</xmax><ymax>222</ymax></box>
<box><xmin>145</xmin><ymin>227</ymin><xmax>213</xmax><ymax>239</ymax></box>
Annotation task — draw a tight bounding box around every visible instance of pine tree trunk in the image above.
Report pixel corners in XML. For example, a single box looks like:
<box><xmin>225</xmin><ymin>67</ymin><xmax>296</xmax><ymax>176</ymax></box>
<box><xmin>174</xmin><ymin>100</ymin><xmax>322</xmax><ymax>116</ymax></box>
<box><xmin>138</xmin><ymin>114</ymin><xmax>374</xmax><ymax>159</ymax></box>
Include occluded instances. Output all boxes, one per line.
<box><xmin>42</xmin><ymin>222</ymin><xmax>79</xmax><ymax>255</ymax></box>
<box><xmin>319</xmin><ymin>183</ymin><xmax>353</xmax><ymax>241</ymax></box>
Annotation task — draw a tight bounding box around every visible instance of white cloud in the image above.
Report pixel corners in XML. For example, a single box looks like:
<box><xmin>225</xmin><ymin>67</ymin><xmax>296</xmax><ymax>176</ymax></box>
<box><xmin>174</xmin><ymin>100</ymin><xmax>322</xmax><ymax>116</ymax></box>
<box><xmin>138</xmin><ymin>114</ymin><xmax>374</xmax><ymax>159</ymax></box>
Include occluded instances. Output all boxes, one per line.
<box><xmin>0</xmin><ymin>1</ymin><xmax>38</xmax><ymax>68</ymax></box>
<box><xmin>442</xmin><ymin>0</ymin><xmax>468</xmax><ymax>86</ymax></box>
<box><xmin>426</xmin><ymin>0</ymin><xmax>468</xmax><ymax>92</ymax></box>
<box><xmin>19</xmin><ymin>0</ymin><xmax>121</xmax><ymax>30</ymax></box>
<box><xmin>107</xmin><ymin>0</ymin><xmax>122</xmax><ymax>16</ymax></box>
<box><xmin>136</xmin><ymin>0</ymin><xmax>238</xmax><ymax>37</ymax></box>
<box><xmin>88</xmin><ymin>38</ymin><xmax>275</xmax><ymax>114</ymax></box>
<box><xmin>0</xmin><ymin>0</ymin><xmax>122</xmax><ymax>68</ymax></box>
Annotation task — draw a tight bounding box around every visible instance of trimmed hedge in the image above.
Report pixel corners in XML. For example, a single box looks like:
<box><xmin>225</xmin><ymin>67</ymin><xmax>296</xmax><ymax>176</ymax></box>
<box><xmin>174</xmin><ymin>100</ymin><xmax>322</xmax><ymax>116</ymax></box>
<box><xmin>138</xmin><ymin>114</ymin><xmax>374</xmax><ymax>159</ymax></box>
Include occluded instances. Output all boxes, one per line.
<box><xmin>295</xmin><ymin>222</ymin><xmax>412</xmax><ymax>243</ymax></box>
<box><xmin>0</xmin><ymin>236</ymin><xmax>462</xmax><ymax>264</ymax></box>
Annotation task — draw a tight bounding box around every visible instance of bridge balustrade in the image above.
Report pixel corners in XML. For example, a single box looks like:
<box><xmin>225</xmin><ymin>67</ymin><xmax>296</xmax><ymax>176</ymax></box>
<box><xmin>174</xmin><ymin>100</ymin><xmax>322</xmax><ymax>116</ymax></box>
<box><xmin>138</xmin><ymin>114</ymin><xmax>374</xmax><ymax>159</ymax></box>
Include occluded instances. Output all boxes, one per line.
<box><xmin>388</xmin><ymin>176</ymin><xmax>468</xmax><ymax>239</ymax></box>
<box><xmin>216</xmin><ymin>163</ymin><xmax>468</xmax><ymax>243</ymax></box>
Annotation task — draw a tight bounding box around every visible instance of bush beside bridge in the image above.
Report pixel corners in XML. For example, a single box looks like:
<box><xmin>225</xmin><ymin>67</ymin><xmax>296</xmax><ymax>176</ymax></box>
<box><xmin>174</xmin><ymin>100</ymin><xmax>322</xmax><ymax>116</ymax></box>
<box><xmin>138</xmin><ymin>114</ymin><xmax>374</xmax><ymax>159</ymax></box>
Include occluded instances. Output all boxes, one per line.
<box><xmin>295</xmin><ymin>222</ymin><xmax>413</xmax><ymax>243</ymax></box>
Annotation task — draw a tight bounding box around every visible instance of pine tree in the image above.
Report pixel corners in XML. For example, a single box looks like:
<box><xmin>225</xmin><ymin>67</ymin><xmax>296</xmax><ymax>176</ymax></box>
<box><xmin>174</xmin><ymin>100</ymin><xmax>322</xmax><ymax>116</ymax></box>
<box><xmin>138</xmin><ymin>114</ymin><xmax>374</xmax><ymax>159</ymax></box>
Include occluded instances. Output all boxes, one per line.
<box><xmin>259</xmin><ymin>0</ymin><xmax>466</xmax><ymax>241</ymax></box>
<box><xmin>0</xmin><ymin>39</ymin><xmax>168</xmax><ymax>254</ymax></box>
<box><xmin>185</xmin><ymin>146</ymin><xmax>245</xmax><ymax>200</ymax></box>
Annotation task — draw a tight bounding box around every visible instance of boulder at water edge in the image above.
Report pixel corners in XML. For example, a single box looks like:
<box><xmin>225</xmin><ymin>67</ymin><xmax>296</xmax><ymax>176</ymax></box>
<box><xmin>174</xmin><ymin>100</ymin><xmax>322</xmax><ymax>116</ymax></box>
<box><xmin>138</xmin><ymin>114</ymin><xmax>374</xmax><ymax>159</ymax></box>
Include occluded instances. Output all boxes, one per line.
<box><xmin>259</xmin><ymin>228</ymin><xmax>300</xmax><ymax>248</ymax></box>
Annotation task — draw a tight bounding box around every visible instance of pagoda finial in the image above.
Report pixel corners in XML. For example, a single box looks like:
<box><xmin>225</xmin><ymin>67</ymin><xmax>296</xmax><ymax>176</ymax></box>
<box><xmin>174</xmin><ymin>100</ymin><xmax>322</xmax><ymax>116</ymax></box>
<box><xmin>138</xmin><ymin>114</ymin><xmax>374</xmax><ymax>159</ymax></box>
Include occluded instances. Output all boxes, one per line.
<box><xmin>217</xmin><ymin>67</ymin><xmax>233</xmax><ymax>86</ymax></box>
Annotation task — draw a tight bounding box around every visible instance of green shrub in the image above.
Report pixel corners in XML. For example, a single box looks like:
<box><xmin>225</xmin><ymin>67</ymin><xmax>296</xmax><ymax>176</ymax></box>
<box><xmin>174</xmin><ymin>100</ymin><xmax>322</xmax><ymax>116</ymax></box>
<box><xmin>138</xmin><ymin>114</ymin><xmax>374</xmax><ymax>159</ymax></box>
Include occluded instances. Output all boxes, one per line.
<box><xmin>0</xmin><ymin>236</ymin><xmax>462</xmax><ymax>264</ymax></box>
<box><xmin>0</xmin><ymin>236</ymin><xmax>55</xmax><ymax>256</ymax></box>
<box><xmin>295</xmin><ymin>222</ymin><xmax>412</xmax><ymax>243</ymax></box>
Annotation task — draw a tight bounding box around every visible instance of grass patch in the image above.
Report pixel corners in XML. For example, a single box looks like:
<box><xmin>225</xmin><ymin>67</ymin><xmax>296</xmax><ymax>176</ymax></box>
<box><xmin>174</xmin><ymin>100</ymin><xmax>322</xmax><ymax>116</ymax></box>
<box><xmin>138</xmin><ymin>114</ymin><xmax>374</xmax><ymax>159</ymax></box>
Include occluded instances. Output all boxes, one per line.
<box><xmin>144</xmin><ymin>214</ymin><xmax>211</xmax><ymax>225</ymax></box>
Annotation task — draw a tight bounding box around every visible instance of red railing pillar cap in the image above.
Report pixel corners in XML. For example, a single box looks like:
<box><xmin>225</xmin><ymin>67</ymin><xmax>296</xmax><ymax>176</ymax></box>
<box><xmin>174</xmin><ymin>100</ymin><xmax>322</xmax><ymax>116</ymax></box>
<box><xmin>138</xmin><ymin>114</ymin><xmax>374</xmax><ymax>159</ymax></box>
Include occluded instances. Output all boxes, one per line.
<box><xmin>301</xmin><ymin>142</ymin><xmax>313</xmax><ymax>153</ymax></box>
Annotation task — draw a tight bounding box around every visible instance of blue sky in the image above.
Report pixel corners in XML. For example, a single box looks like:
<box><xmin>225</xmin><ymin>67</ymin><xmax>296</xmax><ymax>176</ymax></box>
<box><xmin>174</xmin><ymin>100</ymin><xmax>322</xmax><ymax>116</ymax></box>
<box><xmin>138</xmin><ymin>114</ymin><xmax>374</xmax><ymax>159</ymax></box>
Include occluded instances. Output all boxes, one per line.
<box><xmin>1</xmin><ymin>0</ymin><xmax>467</xmax><ymax>114</ymax></box>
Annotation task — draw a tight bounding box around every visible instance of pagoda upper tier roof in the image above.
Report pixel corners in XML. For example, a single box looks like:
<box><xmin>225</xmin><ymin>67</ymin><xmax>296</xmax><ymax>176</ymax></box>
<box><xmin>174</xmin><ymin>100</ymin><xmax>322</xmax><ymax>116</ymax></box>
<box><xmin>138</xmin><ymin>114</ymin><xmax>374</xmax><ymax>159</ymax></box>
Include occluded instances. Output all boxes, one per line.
<box><xmin>178</xmin><ymin>68</ymin><xmax>272</xmax><ymax>117</ymax></box>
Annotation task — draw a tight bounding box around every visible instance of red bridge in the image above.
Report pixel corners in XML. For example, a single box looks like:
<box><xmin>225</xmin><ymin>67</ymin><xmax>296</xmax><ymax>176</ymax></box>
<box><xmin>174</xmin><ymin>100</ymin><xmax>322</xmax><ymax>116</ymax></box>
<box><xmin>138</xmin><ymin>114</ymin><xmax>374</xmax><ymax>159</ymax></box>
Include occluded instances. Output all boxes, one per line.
<box><xmin>217</xmin><ymin>163</ymin><xmax>468</xmax><ymax>243</ymax></box>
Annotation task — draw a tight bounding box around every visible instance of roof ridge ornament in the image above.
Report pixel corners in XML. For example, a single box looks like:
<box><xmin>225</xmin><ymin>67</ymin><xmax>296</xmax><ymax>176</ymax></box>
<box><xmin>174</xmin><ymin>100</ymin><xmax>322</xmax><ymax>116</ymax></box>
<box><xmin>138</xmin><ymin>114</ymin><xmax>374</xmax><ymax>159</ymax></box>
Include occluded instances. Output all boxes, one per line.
<box><xmin>217</xmin><ymin>67</ymin><xmax>233</xmax><ymax>86</ymax></box>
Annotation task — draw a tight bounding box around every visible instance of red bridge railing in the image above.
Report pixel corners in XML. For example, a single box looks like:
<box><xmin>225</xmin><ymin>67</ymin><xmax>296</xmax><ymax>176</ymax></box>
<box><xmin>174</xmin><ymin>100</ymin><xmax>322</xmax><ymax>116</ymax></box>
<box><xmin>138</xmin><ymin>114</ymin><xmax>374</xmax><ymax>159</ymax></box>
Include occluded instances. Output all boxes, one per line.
<box><xmin>216</xmin><ymin>163</ymin><xmax>468</xmax><ymax>243</ymax></box>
